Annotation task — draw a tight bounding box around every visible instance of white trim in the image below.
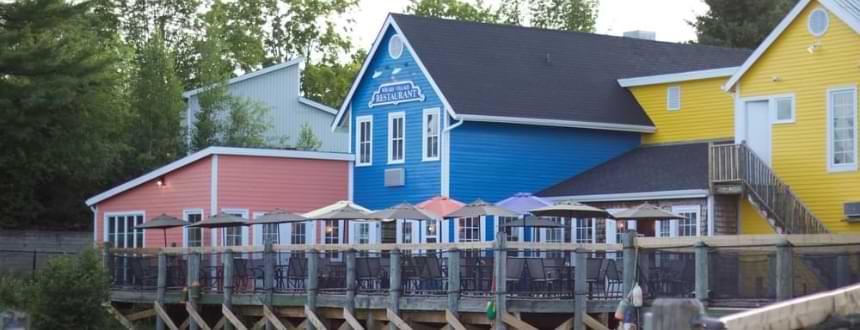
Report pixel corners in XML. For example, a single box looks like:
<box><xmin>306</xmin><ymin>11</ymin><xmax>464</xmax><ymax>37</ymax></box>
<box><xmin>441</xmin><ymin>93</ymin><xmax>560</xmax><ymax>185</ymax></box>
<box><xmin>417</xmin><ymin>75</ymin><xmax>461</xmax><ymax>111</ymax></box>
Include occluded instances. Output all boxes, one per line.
<box><xmin>348</xmin><ymin>163</ymin><xmax>354</xmax><ymax>201</ymax></box>
<box><xmin>183</xmin><ymin>208</ymin><xmax>205</xmax><ymax>248</ymax></box>
<box><xmin>387</xmin><ymin>112</ymin><xmax>406</xmax><ymax>164</ymax></box>
<box><xmin>332</xmin><ymin>16</ymin><xmax>457</xmax><ymax>130</ymax></box>
<box><xmin>441</xmin><ymin>116</ymin><xmax>462</xmax><ymax>197</ymax></box>
<box><xmin>741</xmin><ymin>97</ymin><xmax>774</xmax><ymax>165</ymax></box>
<box><xmin>543</xmin><ymin>189</ymin><xmax>710</xmax><ymax>202</ymax></box>
<box><xmin>707</xmin><ymin>195</ymin><xmax>716</xmax><ymax>236</ymax></box>
<box><xmin>85</xmin><ymin>146</ymin><xmax>353</xmax><ymax>207</ymax></box>
<box><xmin>672</xmin><ymin>205</ymin><xmax>701</xmax><ymax>237</ymax></box>
<box><xmin>210</xmin><ymin>154</ymin><xmax>219</xmax><ymax>247</ymax></box>
<box><xmin>618</xmin><ymin>67</ymin><xmax>738</xmax><ymax>87</ymax></box>
<box><xmin>771</xmin><ymin>94</ymin><xmax>796</xmax><ymax>124</ymax></box>
<box><xmin>221</xmin><ymin>208</ymin><xmax>249</xmax><ymax>246</ymax></box>
<box><xmin>724</xmin><ymin>0</ymin><xmax>860</xmax><ymax>91</ymax></box>
<box><xmin>827</xmin><ymin>85</ymin><xmax>858</xmax><ymax>172</ymax></box>
<box><xmin>91</xmin><ymin>206</ymin><xmax>98</xmax><ymax>245</ymax></box>
<box><xmin>103</xmin><ymin>211</ymin><xmax>147</xmax><ymax>248</ymax></box>
<box><xmin>667</xmin><ymin>86</ymin><xmax>681</xmax><ymax>111</ymax></box>
<box><xmin>455</xmin><ymin>114</ymin><xmax>656</xmax><ymax>133</ymax></box>
<box><xmin>388</xmin><ymin>34</ymin><xmax>404</xmax><ymax>59</ymax></box>
<box><xmin>355</xmin><ymin>115</ymin><xmax>373</xmax><ymax>167</ymax></box>
<box><xmin>808</xmin><ymin>7</ymin><xmax>831</xmax><ymax>37</ymax></box>
<box><xmin>298</xmin><ymin>97</ymin><xmax>338</xmax><ymax>115</ymax></box>
<box><xmin>422</xmin><ymin>108</ymin><xmax>441</xmax><ymax>161</ymax></box>
<box><xmin>182</xmin><ymin>58</ymin><xmax>304</xmax><ymax>98</ymax></box>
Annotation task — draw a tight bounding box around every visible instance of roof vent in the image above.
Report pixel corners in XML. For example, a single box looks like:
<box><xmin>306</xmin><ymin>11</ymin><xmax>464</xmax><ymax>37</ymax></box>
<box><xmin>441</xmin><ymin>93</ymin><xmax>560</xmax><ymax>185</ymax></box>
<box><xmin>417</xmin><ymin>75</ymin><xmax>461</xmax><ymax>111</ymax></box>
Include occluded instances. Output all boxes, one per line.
<box><xmin>623</xmin><ymin>30</ymin><xmax>656</xmax><ymax>40</ymax></box>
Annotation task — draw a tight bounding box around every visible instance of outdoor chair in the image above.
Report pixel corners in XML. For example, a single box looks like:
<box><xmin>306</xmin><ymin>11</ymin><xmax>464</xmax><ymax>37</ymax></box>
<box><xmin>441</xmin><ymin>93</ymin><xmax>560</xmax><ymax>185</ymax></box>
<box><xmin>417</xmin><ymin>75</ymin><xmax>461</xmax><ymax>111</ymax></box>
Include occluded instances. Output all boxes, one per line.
<box><xmin>285</xmin><ymin>257</ymin><xmax>307</xmax><ymax>291</ymax></box>
<box><xmin>506</xmin><ymin>258</ymin><xmax>525</xmax><ymax>294</ymax></box>
<box><xmin>586</xmin><ymin>258</ymin><xmax>606</xmax><ymax>299</ymax></box>
<box><xmin>421</xmin><ymin>255</ymin><xmax>446</xmax><ymax>294</ymax></box>
<box><xmin>129</xmin><ymin>257</ymin><xmax>157</xmax><ymax>289</ymax></box>
<box><xmin>526</xmin><ymin>258</ymin><xmax>548</xmax><ymax>293</ymax></box>
<box><xmin>605</xmin><ymin>259</ymin><xmax>623</xmax><ymax>298</ymax></box>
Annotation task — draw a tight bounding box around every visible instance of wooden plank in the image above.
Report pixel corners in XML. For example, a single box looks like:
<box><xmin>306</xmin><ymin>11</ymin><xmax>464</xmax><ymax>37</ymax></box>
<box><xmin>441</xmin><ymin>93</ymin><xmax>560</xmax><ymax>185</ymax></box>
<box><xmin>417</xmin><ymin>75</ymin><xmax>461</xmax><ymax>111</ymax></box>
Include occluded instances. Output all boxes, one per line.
<box><xmin>252</xmin><ymin>317</ymin><xmax>268</xmax><ymax>330</ymax></box>
<box><xmin>154</xmin><ymin>301</ymin><xmax>180</xmax><ymax>330</ymax></box>
<box><xmin>720</xmin><ymin>283</ymin><xmax>860</xmax><ymax>330</ymax></box>
<box><xmin>102</xmin><ymin>302</ymin><xmax>136</xmax><ymax>330</ymax></box>
<box><xmin>581</xmin><ymin>314</ymin><xmax>609</xmax><ymax>330</ymax></box>
<box><xmin>342</xmin><ymin>308</ymin><xmax>365</xmax><ymax>330</ymax></box>
<box><xmin>213</xmin><ymin>317</ymin><xmax>226</xmax><ymax>330</ymax></box>
<box><xmin>264</xmin><ymin>305</ymin><xmax>290</xmax><ymax>330</ymax></box>
<box><xmin>500</xmin><ymin>312</ymin><xmax>538</xmax><ymax>330</ymax></box>
<box><xmin>444</xmin><ymin>310</ymin><xmax>466</xmax><ymax>330</ymax></box>
<box><xmin>305</xmin><ymin>305</ymin><xmax>328</xmax><ymax>330</ymax></box>
<box><xmin>222</xmin><ymin>304</ymin><xmax>249</xmax><ymax>330</ymax></box>
<box><xmin>179</xmin><ymin>318</ymin><xmax>190</xmax><ymax>330</ymax></box>
<box><xmin>337</xmin><ymin>322</ymin><xmax>351</xmax><ymax>330</ymax></box>
<box><xmin>386</xmin><ymin>309</ymin><xmax>413</xmax><ymax>330</ymax></box>
<box><xmin>126</xmin><ymin>308</ymin><xmax>156</xmax><ymax>321</ymax></box>
<box><xmin>185</xmin><ymin>302</ymin><xmax>212</xmax><ymax>330</ymax></box>
<box><xmin>554</xmin><ymin>317</ymin><xmax>573</xmax><ymax>330</ymax></box>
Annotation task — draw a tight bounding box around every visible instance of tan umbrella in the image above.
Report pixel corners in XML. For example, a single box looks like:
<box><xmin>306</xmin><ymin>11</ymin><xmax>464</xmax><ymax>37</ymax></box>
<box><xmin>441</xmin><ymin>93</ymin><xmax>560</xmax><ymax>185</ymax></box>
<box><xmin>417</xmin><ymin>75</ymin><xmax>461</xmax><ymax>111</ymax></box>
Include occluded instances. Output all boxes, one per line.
<box><xmin>369</xmin><ymin>202</ymin><xmax>440</xmax><ymax>243</ymax></box>
<box><xmin>305</xmin><ymin>201</ymin><xmax>373</xmax><ymax>244</ymax></box>
<box><xmin>530</xmin><ymin>200</ymin><xmax>613</xmax><ymax>218</ymax></box>
<box><xmin>612</xmin><ymin>203</ymin><xmax>686</xmax><ymax>220</ymax></box>
<box><xmin>186</xmin><ymin>212</ymin><xmax>250</xmax><ymax>228</ymax></box>
<box><xmin>252</xmin><ymin>209</ymin><xmax>307</xmax><ymax>224</ymax></box>
<box><xmin>447</xmin><ymin>199</ymin><xmax>519</xmax><ymax>218</ymax></box>
<box><xmin>135</xmin><ymin>213</ymin><xmax>186</xmax><ymax>247</ymax></box>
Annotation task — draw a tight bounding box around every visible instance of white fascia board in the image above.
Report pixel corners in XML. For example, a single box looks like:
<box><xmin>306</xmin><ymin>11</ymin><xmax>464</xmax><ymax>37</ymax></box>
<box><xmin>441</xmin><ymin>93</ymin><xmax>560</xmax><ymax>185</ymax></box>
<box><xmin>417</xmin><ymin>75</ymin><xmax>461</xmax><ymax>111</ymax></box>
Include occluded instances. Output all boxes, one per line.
<box><xmin>723</xmin><ymin>0</ymin><xmax>812</xmax><ymax>91</ymax></box>
<box><xmin>618</xmin><ymin>67</ymin><xmax>739</xmax><ymax>87</ymax></box>
<box><xmin>182</xmin><ymin>58</ymin><xmax>305</xmax><ymax>98</ymax></box>
<box><xmin>298</xmin><ymin>97</ymin><xmax>338</xmax><ymax>115</ymax></box>
<box><xmin>821</xmin><ymin>0</ymin><xmax>860</xmax><ymax>34</ymax></box>
<box><xmin>85</xmin><ymin>146</ymin><xmax>354</xmax><ymax>207</ymax></box>
<box><xmin>331</xmin><ymin>15</ymin><xmax>457</xmax><ymax>130</ymax></box>
<box><xmin>456</xmin><ymin>114</ymin><xmax>656</xmax><ymax>133</ymax></box>
<box><xmin>543</xmin><ymin>189</ymin><xmax>710</xmax><ymax>202</ymax></box>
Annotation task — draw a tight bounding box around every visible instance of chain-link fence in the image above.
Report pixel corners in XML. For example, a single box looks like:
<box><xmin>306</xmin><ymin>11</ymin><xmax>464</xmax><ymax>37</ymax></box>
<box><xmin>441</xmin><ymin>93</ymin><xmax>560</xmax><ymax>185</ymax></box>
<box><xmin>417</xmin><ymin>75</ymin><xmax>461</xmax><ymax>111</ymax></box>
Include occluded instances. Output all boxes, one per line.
<box><xmin>0</xmin><ymin>249</ymin><xmax>79</xmax><ymax>278</ymax></box>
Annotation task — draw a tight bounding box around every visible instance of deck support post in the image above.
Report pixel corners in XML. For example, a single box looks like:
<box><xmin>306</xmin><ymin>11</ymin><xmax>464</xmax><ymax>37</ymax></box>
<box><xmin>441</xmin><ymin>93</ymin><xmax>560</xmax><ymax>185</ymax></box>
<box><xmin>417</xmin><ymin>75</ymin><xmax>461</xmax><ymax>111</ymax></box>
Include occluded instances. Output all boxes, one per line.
<box><xmin>622</xmin><ymin>231</ymin><xmax>636</xmax><ymax>296</ymax></box>
<box><xmin>643</xmin><ymin>299</ymin><xmax>705</xmax><ymax>330</ymax></box>
<box><xmin>447</xmin><ymin>248</ymin><xmax>461</xmax><ymax>319</ymax></box>
<box><xmin>388</xmin><ymin>248</ymin><xmax>401</xmax><ymax>330</ymax></box>
<box><xmin>345</xmin><ymin>249</ymin><xmax>357</xmax><ymax>327</ymax></box>
<box><xmin>157</xmin><ymin>252</ymin><xmax>168</xmax><ymax>330</ymax></box>
<box><xmin>224</xmin><ymin>249</ymin><xmax>235</xmax><ymax>330</ymax></box>
<box><xmin>574</xmin><ymin>247</ymin><xmax>587</xmax><ymax>330</ymax></box>
<box><xmin>103</xmin><ymin>242</ymin><xmax>113</xmax><ymax>278</ymax></box>
<box><xmin>188</xmin><ymin>252</ymin><xmax>201</xmax><ymax>330</ymax></box>
<box><xmin>307</xmin><ymin>249</ymin><xmax>320</xmax><ymax>330</ymax></box>
<box><xmin>837</xmin><ymin>254</ymin><xmax>850</xmax><ymax>288</ymax></box>
<box><xmin>493</xmin><ymin>233</ymin><xmax>507</xmax><ymax>330</ymax></box>
<box><xmin>264</xmin><ymin>242</ymin><xmax>275</xmax><ymax>330</ymax></box>
<box><xmin>694</xmin><ymin>241</ymin><xmax>709</xmax><ymax>304</ymax></box>
<box><xmin>776</xmin><ymin>239</ymin><xmax>794</xmax><ymax>301</ymax></box>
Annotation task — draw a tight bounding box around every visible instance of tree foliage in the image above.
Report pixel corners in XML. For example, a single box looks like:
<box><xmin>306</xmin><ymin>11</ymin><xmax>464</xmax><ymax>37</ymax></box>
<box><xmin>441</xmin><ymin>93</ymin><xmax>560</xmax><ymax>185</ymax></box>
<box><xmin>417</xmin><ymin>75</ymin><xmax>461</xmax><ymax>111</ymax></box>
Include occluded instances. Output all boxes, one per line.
<box><xmin>690</xmin><ymin>0</ymin><xmax>798</xmax><ymax>48</ymax></box>
<box><xmin>295</xmin><ymin>123</ymin><xmax>323</xmax><ymax>151</ymax></box>
<box><xmin>406</xmin><ymin>0</ymin><xmax>499</xmax><ymax>23</ymax></box>
<box><xmin>406</xmin><ymin>0</ymin><xmax>599</xmax><ymax>32</ymax></box>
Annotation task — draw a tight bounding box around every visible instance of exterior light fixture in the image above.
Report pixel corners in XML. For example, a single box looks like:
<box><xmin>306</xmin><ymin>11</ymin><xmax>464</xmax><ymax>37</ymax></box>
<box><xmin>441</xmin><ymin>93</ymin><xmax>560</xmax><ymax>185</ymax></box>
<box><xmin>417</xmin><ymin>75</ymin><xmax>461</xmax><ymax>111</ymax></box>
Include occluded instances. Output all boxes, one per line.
<box><xmin>156</xmin><ymin>176</ymin><xmax>166</xmax><ymax>187</ymax></box>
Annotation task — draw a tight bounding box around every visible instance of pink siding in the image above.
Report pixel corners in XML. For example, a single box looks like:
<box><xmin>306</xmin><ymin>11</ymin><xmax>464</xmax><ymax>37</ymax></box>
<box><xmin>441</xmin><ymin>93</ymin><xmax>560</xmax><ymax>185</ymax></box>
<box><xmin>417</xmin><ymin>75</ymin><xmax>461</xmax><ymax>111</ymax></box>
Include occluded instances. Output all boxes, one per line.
<box><xmin>96</xmin><ymin>157</ymin><xmax>212</xmax><ymax>248</ymax></box>
<box><xmin>217</xmin><ymin>155</ymin><xmax>349</xmax><ymax>244</ymax></box>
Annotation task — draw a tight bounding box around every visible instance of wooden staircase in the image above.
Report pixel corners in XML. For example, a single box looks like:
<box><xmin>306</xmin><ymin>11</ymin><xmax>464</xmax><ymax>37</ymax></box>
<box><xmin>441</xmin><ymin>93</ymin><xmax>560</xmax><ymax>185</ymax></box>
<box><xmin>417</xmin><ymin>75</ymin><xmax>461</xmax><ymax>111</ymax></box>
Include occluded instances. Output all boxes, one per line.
<box><xmin>709</xmin><ymin>143</ymin><xmax>829</xmax><ymax>234</ymax></box>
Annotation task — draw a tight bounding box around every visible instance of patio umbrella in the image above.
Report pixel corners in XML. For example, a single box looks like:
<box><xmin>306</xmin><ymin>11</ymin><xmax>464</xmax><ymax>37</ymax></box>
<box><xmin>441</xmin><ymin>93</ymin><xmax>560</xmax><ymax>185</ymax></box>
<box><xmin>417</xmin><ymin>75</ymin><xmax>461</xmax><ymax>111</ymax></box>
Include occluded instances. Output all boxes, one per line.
<box><xmin>416</xmin><ymin>196</ymin><xmax>465</xmax><ymax>218</ymax></box>
<box><xmin>529</xmin><ymin>200</ymin><xmax>613</xmax><ymax>219</ymax></box>
<box><xmin>186</xmin><ymin>212</ymin><xmax>250</xmax><ymax>228</ymax></box>
<box><xmin>611</xmin><ymin>203</ymin><xmax>686</xmax><ymax>220</ymax></box>
<box><xmin>135</xmin><ymin>213</ymin><xmax>186</xmax><ymax>247</ymax></box>
<box><xmin>447</xmin><ymin>199</ymin><xmax>519</xmax><ymax>218</ymax></box>
<box><xmin>496</xmin><ymin>192</ymin><xmax>553</xmax><ymax>215</ymax></box>
<box><xmin>304</xmin><ymin>201</ymin><xmax>372</xmax><ymax>244</ymax></box>
<box><xmin>369</xmin><ymin>202</ymin><xmax>439</xmax><ymax>243</ymax></box>
<box><xmin>501</xmin><ymin>215</ymin><xmax>564</xmax><ymax>243</ymax></box>
<box><xmin>250</xmin><ymin>209</ymin><xmax>308</xmax><ymax>245</ymax></box>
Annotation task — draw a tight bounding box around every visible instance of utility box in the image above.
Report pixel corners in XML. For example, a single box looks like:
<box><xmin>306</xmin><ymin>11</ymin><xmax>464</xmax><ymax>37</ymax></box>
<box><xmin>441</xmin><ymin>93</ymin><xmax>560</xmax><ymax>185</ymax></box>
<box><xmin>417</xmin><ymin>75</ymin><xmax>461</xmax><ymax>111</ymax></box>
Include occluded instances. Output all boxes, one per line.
<box><xmin>384</xmin><ymin>168</ymin><xmax>405</xmax><ymax>187</ymax></box>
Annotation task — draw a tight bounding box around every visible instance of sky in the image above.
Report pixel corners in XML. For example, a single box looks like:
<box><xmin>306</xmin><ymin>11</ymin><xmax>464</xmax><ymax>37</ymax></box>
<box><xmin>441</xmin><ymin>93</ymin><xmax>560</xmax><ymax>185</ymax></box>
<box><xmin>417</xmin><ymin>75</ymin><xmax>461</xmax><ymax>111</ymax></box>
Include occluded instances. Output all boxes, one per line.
<box><xmin>344</xmin><ymin>0</ymin><xmax>710</xmax><ymax>48</ymax></box>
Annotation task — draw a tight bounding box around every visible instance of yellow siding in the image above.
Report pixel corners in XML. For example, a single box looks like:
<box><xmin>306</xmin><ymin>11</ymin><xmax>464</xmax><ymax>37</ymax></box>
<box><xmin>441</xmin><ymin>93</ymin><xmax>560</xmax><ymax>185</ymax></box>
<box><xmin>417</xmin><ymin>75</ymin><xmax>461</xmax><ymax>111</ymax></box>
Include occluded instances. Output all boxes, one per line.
<box><xmin>739</xmin><ymin>198</ymin><xmax>775</xmax><ymax>234</ymax></box>
<box><xmin>738</xmin><ymin>1</ymin><xmax>860</xmax><ymax>233</ymax></box>
<box><xmin>631</xmin><ymin>78</ymin><xmax>735</xmax><ymax>144</ymax></box>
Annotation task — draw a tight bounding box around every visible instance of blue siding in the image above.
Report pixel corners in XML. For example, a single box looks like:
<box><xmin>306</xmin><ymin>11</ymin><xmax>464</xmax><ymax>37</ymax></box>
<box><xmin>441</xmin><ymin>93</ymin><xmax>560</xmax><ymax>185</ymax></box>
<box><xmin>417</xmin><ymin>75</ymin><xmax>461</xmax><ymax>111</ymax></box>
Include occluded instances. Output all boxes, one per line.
<box><xmin>352</xmin><ymin>27</ymin><xmax>443</xmax><ymax>209</ymax></box>
<box><xmin>450</xmin><ymin>122</ymin><xmax>640</xmax><ymax>203</ymax></box>
<box><xmin>484</xmin><ymin>216</ymin><xmax>495</xmax><ymax>241</ymax></box>
<box><xmin>448</xmin><ymin>218</ymin><xmax>454</xmax><ymax>243</ymax></box>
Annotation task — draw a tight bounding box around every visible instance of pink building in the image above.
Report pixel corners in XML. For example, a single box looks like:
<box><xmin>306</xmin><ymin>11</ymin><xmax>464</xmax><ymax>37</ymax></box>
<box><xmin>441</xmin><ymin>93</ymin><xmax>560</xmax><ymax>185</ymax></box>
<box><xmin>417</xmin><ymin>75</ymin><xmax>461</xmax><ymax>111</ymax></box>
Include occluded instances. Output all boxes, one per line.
<box><xmin>86</xmin><ymin>147</ymin><xmax>352</xmax><ymax>248</ymax></box>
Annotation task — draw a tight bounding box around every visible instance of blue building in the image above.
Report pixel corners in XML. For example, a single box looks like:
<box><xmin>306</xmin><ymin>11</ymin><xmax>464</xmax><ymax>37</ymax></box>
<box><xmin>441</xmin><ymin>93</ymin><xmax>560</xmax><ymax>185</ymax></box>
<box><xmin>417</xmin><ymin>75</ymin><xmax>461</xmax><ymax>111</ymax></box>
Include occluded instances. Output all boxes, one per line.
<box><xmin>332</xmin><ymin>14</ymin><xmax>748</xmax><ymax>214</ymax></box>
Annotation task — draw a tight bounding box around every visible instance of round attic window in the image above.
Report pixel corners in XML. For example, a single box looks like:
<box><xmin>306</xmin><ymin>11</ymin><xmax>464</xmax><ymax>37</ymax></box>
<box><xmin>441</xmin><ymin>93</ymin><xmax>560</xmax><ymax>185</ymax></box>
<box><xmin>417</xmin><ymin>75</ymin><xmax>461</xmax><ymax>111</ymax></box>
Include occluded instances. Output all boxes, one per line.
<box><xmin>808</xmin><ymin>8</ymin><xmax>830</xmax><ymax>37</ymax></box>
<box><xmin>388</xmin><ymin>34</ymin><xmax>404</xmax><ymax>59</ymax></box>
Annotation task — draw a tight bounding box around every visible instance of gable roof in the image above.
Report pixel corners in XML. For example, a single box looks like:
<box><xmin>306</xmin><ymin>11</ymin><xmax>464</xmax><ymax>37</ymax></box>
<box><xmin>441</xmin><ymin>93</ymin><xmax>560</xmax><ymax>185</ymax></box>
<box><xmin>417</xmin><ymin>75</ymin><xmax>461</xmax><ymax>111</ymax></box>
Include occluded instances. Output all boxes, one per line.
<box><xmin>85</xmin><ymin>147</ymin><xmax>353</xmax><ymax>207</ymax></box>
<box><xmin>724</xmin><ymin>0</ymin><xmax>860</xmax><ymax>91</ymax></box>
<box><xmin>378</xmin><ymin>14</ymin><xmax>750</xmax><ymax>130</ymax></box>
<box><xmin>537</xmin><ymin>142</ymin><xmax>714</xmax><ymax>199</ymax></box>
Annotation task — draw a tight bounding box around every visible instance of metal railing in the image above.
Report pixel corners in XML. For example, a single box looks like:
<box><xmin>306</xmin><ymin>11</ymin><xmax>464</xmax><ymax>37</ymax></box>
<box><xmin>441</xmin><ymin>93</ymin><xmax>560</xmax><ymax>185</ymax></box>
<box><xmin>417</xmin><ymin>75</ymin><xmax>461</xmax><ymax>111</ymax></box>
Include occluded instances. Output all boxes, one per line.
<box><xmin>709</xmin><ymin>143</ymin><xmax>829</xmax><ymax>234</ymax></box>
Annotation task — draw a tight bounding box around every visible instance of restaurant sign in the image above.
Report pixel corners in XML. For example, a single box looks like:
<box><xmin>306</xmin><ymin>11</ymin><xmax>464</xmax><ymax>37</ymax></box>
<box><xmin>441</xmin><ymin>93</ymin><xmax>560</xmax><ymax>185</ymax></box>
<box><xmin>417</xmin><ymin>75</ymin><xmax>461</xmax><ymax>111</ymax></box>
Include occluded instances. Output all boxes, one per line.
<box><xmin>368</xmin><ymin>81</ymin><xmax>425</xmax><ymax>108</ymax></box>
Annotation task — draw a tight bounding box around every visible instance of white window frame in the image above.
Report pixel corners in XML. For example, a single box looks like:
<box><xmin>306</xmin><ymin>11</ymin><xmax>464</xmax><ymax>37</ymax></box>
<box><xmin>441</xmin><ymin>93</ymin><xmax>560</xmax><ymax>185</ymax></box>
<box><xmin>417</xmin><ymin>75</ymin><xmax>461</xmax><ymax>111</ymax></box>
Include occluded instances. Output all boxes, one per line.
<box><xmin>808</xmin><ymin>7</ymin><xmax>830</xmax><ymax>37</ymax></box>
<box><xmin>770</xmin><ymin>94</ymin><xmax>796</xmax><ymax>124</ymax></box>
<box><xmin>290</xmin><ymin>222</ymin><xmax>307</xmax><ymax>245</ymax></box>
<box><xmin>827</xmin><ymin>86</ymin><xmax>858</xmax><ymax>172</ymax></box>
<box><xmin>323</xmin><ymin>220</ymin><xmax>343</xmax><ymax>245</ymax></box>
<box><xmin>183</xmin><ymin>208</ymin><xmax>204</xmax><ymax>248</ymax></box>
<box><xmin>667</xmin><ymin>86</ymin><xmax>681</xmax><ymax>111</ymax></box>
<box><xmin>457</xmin><ymin>217</ymin><xmax>481</xmax><ymax>243</ymax></box>
<box><xmin>672</xmin><ymin>205</ymin><xmax>701</xmax><ymax>237</ymax></box>
<box><xmin>221</xmin><ymin>208</ymin><xmax>249</xmax><ymax>246</ymax></box>
<box><xmin>387</xmin><ymin>112</ymin><xmax>405</xmax><ymax>164</ymax></box>
<box><xmin>422</xmin><ymin>108</ymin><xmax>441</xmax><ymax>161</ymax></box>
<box><xmin>103</xmin><ymin>211</ymin><xmax>146</xmax><ymax>248</ymax></box>
<box><xmin>573</xmin><ymin>218</ymin><xmax>596</xmax><ymax>244</ymax></box>
<box><xmin>356</xmin><ymin>115</ymin><xmax>373</xmax><ymax>166</ymax></box>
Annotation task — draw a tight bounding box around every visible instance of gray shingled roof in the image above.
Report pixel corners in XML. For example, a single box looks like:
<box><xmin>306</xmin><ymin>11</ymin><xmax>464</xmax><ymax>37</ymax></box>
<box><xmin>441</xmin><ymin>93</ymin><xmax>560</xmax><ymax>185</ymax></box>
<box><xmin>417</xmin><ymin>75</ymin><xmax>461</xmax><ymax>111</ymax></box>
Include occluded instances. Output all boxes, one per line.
<box><xmin>537</xmin><ymin>142</ymin><xmax>712</xmax><ymax>197</ymax></box>
<box><xmin>392</xmin><ymin>14</ymin><xmax>752</xmax><ymax>127</ymax></box>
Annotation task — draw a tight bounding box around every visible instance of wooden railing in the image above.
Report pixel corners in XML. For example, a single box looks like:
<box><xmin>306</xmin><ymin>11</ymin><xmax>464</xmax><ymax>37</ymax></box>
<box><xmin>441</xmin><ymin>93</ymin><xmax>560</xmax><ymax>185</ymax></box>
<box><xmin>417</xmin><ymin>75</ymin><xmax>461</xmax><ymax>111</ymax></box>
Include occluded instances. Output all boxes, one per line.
<box><xmin>709</xmin><ymin>143</ymin><xmax>829</xmax><ymax>234</ymax></box>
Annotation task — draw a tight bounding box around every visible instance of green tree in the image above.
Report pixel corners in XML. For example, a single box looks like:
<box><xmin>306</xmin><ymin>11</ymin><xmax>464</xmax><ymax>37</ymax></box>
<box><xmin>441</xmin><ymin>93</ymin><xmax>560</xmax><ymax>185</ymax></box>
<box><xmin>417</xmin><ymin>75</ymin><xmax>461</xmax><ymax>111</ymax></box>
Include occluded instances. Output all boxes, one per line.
<box><xmin>528</xmin><ymin>0</ymin><xmax>598</xmax><ymax>32</ymax></box>
<box><xmin>302</xmin><ymin>49</ymin><xmax>367</xmax><ymax>108</ymax></box>
<box><xmin>222</xmin><ymin>98</ymin><xmax>271</xmax><ymax>148</ymax></box>
<box><xmin>128</xmin><ymin>30</ymin><xmax>186</xmax><ymax>175</ymax></box>
<box><xmin>405</xmin><ymin>0</ymin><xmax>599</xmax><ymax>32</ymax></box>
<box><xmin>406</xmin><ymin>0</ymin><xmax>499</xmax><ymax>23</ymax></box>
<box><xmin>690</xmin><ymin>0</ymin><xmax>798</xmax><ymax>48</ymax></box>
<box><xmin>295</xmin><ymin>123</ymin><xmax>323</xmax><ymax>151</ymax></box>
<box><xmin>0</xmin><ymin>0</ymin><xmax>129</xmax><ymax>228</ymax></box>
<box><xmin>28</xmin><ymin>249</ymin><xmax>112</xmax><ymax>329</ymax></box>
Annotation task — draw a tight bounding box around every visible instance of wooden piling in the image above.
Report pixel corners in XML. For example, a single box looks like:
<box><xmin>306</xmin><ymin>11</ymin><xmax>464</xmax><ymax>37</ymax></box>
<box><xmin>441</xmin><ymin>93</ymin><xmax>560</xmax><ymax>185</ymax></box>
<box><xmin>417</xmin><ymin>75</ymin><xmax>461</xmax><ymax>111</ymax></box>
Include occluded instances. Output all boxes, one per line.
<box><xmin>345</xmin><ymin>249</ymin><xmax>357</xmax><ymax>329</ymax></box>
<box><xmin>447</xmin><ymin>248</ymin><xmax>460</xmax><ymax>320</ymax></box>
<box><xmin>776</xmin><ymin>239</ymin><xmax>794</xmax><ymax>301</ymax></box>
<box><xmin>494</xmin><ymin>234</ymin><xmax>507</xmax><ymax>330</ymax></box>
<box><xmin>188</xmin><ymin>252</ymin><xmax>201</xmax><ymax>330</ymax></box>
<box><xmin>388</xmin><ymin>248</ymin><xmax>401</xmax><ymax>330</ymax></box>
<box><xmin>694</xmin><ymin>241</ymin><xmax>709</xmax><ymax>304</ymax></box>
<box><xmin>307</xmin><ymin>249</ymin><xmax>320</xmax><ymax>330</ymax></box>
<box><xmin>643</xmin><ymin>299</ymin><xmax>705</xmax><ymax>330</ymax></box>
<box><xmin>264</xmin><ymin>242</ymin><xmax>275</xmax><ymax>330</ymax></box>
<box><xmin>836</xmin><ymin>254</ymin><xmax>850</xmax><ymax>288</ymax></box>
<box><xmin>574</xmin><ymin>247</ymin><xmax>587</xmax><ymax>330</ymax></box>
<box><xmin>622</xmin><ymin>231</ymin><xmax>636</xmax><ymax>295</ymax></box>
<box><xmin>224</xmin><ymin>249</ymin><xmax>235</xmax><ymax>330</ymax></box>
<box><xmin>157</xmin><ymin>252</ymin><xmax>168</xmax><ymax>330</ymax></box>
